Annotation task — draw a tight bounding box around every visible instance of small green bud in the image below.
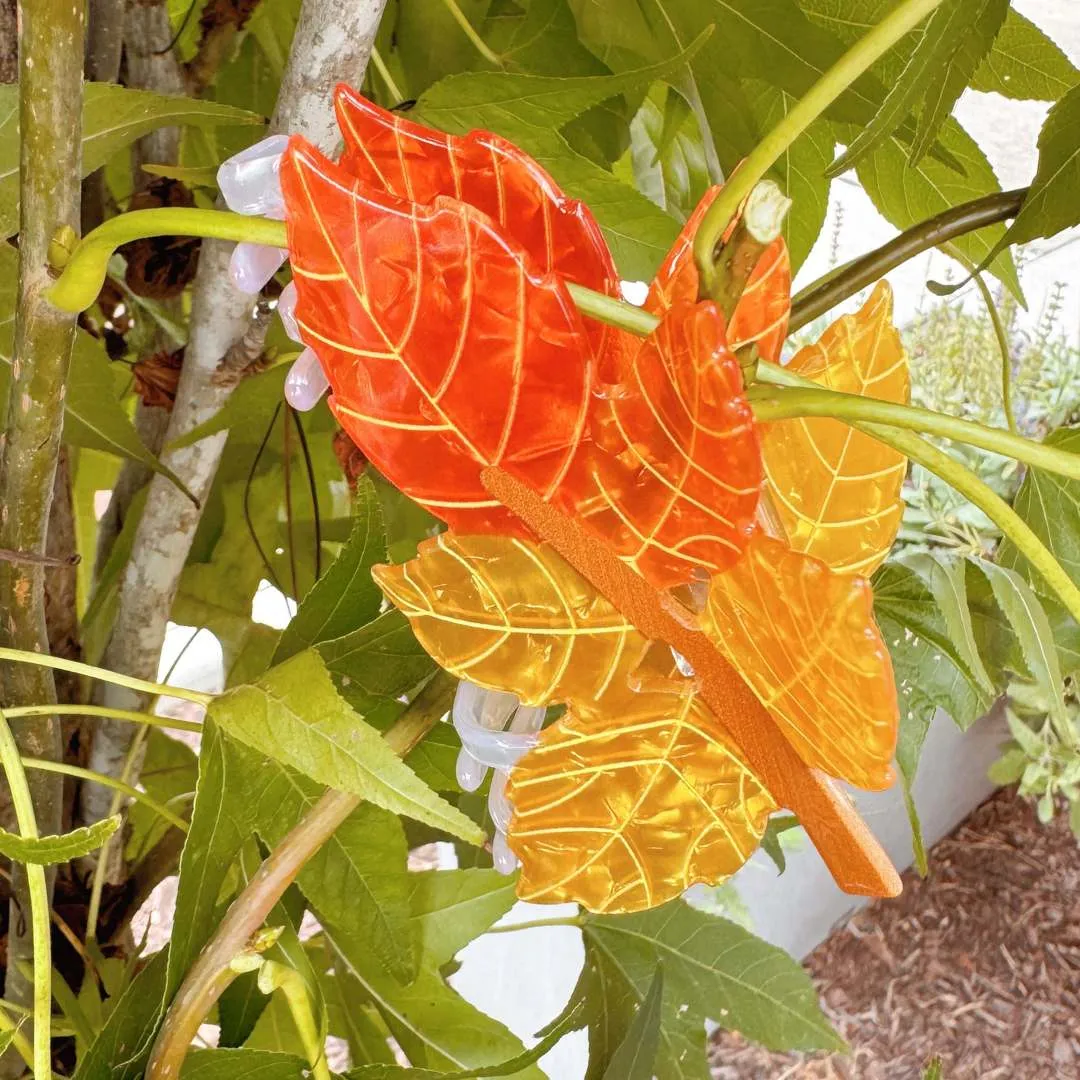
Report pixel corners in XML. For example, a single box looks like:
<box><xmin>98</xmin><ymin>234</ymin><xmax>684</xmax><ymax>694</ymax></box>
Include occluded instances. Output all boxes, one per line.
<box><xmin>48</xmin><ymin>225</ymin><xmax>78</xmax><ymax>273</ymax></box>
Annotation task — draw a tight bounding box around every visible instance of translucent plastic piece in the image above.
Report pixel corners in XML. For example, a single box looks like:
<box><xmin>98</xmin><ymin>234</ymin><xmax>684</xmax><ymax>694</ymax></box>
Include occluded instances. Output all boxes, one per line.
<box><xmin>704</xmin><ymin>529</ymin><xmax>898</xmax><ymax>790</ymax></box>
<box><xmin>277</xmin><ymin>280</ymin><xmax>300</xmax><ymax>341</ymax></box>
<box><xmin>284</xmin><ymin>347</ymin><xmax>330</xmax><ymax>412</ymax></box>
<box><xmin>452</xmin><ymin>681</ymin><xmax>542</xmax><ymax>771</ymax></box>
<box><xmin>217</xmin><ymin>133</ymin><xmax>289</xmax><ymax>218</ymax></box>
<box><xmin>230</xmin><ymin>242</ymin><xmax>288</xmax><ymax>295</ymax></box>
<box><xmin>761</xmin><ymin>282</ymin><xmax>909</xmax><ymax>576</ymax></box>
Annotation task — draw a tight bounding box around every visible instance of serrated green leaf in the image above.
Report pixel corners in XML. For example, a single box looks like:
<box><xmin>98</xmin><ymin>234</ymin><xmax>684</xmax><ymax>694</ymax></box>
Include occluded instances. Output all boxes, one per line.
<box><xmin>209</xmin><ymin>650</ymin><xmax>481</xmax><ymax>843</ymax></box>
<box><xmin>275</xmin><ymin>476</ymin><xmax>386</xmax><ymax>663</ymax></box>
<box><xmin>601</xmin><ymin>968</ymin><xmax>664</xmax><ymax>1080</ymax></box>
<box><xmin>971</xmin><ymin>9</ymin><xmax>1079</xmax><ymax>100</ymax></box>
<box><xmin>408</xmin><ymin>869</ymin><xmax>517</xmax><ymax>968</ymax></box>
<box><xmin>0</xmin><ymin>814</ymin><xmax>119</xmax><ymax>865</ymax></box>
<box><xmin>973</xmin><ymin>83</ymin><xmax>1080</xmax><ymax>271</ymax></box>
<box><xmin>585</xmin><ymin>901</ymin><xmax>843</xmax><ymax>1057</ymax></box>
<box><xmin>181</xmin><ymin>1049</ymin><xmax>308</xmax><ymax>1078</ymax></box>
<box><xmin>973</xmin><ymin>560</ymin><xmax>1068</xmax><ymax>732</ymax></box>
<box><xmin>0</xmin><ymin>83</ymin><xmax>260</xmax><ymax>236</ymax></box>
<box><xmin>852</xmin><ymin>117</ymin><xmax>1022</xmax><ymax>300</ymax></box>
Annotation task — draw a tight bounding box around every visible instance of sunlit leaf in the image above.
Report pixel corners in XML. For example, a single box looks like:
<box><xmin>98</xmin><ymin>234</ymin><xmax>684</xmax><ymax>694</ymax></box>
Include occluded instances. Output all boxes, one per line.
<box><xmin>705</xmin><ymin>529</ymin><xmax>898</xmax><ymax>790</ymax></box>
<box><xmin>0</xmin><ymin>815</ymin><xmax>119</xmax><ymax>865</ymax></box>
<box><xmin>761</xmin><ymin>282</ymin><xmax>908</xmax><ymax>575</ymax></box>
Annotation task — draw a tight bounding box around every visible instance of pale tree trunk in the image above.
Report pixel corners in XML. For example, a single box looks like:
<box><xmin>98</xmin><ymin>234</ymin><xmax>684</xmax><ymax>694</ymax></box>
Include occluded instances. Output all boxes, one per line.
<box><xmin>78</xmin><ymin>0</ymin><xmax>391</xmax><ymax>832</ymax></box>
<box><xmin>0</xmin><ymin>0</ymin><xmax>84</xmax><ymax>1023</ymax></box>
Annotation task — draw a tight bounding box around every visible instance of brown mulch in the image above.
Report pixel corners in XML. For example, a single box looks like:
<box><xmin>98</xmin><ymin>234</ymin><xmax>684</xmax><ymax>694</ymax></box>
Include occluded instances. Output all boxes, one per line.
<box><xmin>711</xmin><ymin>788</ymin><xmax>1080</xmax><ymax>1080</ymax></box>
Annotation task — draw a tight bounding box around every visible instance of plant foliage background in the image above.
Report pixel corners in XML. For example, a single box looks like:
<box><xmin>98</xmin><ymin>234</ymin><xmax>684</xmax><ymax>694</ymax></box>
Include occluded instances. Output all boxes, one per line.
<box><xmin>1</xmin><ymin>0</ymin><xmax>1080</xmax><ymax>1077</ymax></box>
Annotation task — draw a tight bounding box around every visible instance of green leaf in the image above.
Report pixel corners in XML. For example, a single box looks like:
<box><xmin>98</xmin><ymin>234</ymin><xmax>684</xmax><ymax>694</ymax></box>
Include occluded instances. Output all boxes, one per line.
<box><xmin>601</xmin><ymin>968</ymin><xmax>664</xmax><ymax>1080</ymax></box>
<box><xmin>584</xmin><ymin>902</ymin><xmax>843</xmax><ymax>1057</ymax></box>
<box><xmin>970</xmin><ymin>83</ymin><xmax>1080</xmax><ymax>274</ymax></box>
<box><xmin>971</xmin><ymin>9</ymin><xmax>1079</xmax><ymax>101</ymax></box>
<box><xmin>852</xmin><ymin>117</ymin><xmax>1022</xmax><ymax>299</ymax></box>
<box><xmin>169</xmin><ymin>722</ymin><xmax>419</xmax><ymax>995</ymax></box>
<box><xmin>827</xmin><ymin>0</ymin><xmax>1008</xmax><ymax>176</ymax></box>
<box><xmin>407</xmin><ymin>869</ymin><xmax>517</xmax><ymax>968</ymax></box>
<box><xmin>971</xmin><ymin>560</ymin><xmax>1069</xmax><ymax>732</ymax></box>
<box><xmin>275</xmin><ymin>476</ymin><xmax>387</xmax><ymax>663</ymax></box>
<box><xmin>0</xmin><ymin>814</ymin><xmax>119</xmax><ymax>865</ymax></box>
<box><xmin>745</xmin><ymin>81</ymin><xmax>834</xmax><ymax>272</ymax></box>
<box><xmin>181</xmin><ymin>1049</ymin><xmax>308</xmax><ymax>1078</ymax></box>
<box><xmin>922</xmin><ymin>1056</ymin><xmax>943</xmax><ymax>1080</ymax></box>
<box><xmin>217</xmin><ymin>969</ymin><xmax>269</xmax><ymax>1049</ymax></box>
<box><xmin>209</xmin><ymin>650</ymin><xmax>482</xmax><ymax>843</ymax></box>
<box><xmin>317</xmin><ymin>609</ymin><xmax>436</xmax><ymax>714</ymax></box>
<box><xmin>72</xmin><ymin>948</ymin><xmax>168</xmax><ymax>1080</ymax></box>
<box><xmin>0</xmin><ymin>83</ymin><xmax>261</xmax><ymax>236</ymax></box>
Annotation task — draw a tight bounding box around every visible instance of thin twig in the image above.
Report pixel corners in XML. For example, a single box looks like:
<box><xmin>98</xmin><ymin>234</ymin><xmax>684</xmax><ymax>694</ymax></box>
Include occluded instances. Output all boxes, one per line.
<box><xmin>0</xmin><ymin>548</ymin><xmax>79</xmax><ymax>568</ymax></box>
<box><xmin>290</xmin><ymin>407</ymin><xmax>322</xmax><ymax>580</ymax></box>
<box><xmin>245</xmin><ymin>402</ymin><xmax>285</xmax><ymax>592</ymax></box>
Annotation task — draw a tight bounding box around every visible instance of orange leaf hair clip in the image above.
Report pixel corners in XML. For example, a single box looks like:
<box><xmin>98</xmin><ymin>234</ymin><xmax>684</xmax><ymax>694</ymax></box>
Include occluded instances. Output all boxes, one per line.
<box><xmin>248</xmin><ymin>87</ymin><xmax>911</xmax><ymax>912</ymax></box>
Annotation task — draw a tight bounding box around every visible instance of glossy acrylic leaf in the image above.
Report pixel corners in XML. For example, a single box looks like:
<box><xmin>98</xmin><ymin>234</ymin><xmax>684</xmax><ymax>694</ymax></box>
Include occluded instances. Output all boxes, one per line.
<box><xmin>209</xmin><ymin>649</ymin><xmax>483</xmax><ymax>843</ymax></box>
<box><xmin>645</xmin><ymin>187</ymin><xmax>791</xmax><ymax>365</ymax></box>
<box><xmin>281</xmin><ymin>136</ymin><xmax>595</xmax><ymax>535</ymax></box>
<box><xmin>705</xmin><ymin>529</ymin><xmax>898</xmax><ymax>790</ymax></box>
<box><xmin>507</xmin><ymin>674</ymin><xmax>776</xmax><ymax>912</ymax></box>
<box><xmin>583</xmin><ymin>900</ymin><xmax>844</xmax><ymax>1054</ymax></box>
<box><xmin>373</xmin><ymin>533</ymin><xmax>644</xmax><ymax>706</ymax></box>
<box><xmin>0</xmin><ymin>815</ymin><xmax>118</xmax><ymax>865</ymax></box>
<box><xmin>761</xmin><ymin>282</ymin><xmax>909</xmax><ymax>575</ymax></box>
<box><xmin>573</xmin><ymin>301</ymin><xmax>763</xmax><ymax>587</ymax></box>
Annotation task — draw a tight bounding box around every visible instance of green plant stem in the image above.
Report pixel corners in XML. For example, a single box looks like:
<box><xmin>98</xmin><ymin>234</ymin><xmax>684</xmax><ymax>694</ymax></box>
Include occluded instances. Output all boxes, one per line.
<box><xmin>941</xmin><ymin>242</ymin><xmax>1017</xmax><ymax>434</ymax></box>
<box><xmin>483</xmin><ymin>915</ymin><xmax>587</xmax><ymax>935</ymax></box>
<box><xmin>46</xmin><ymin>209</ymin><xmax>290</xmax><ymax>313</ymax></box>
<box><xmin>2</xmin><ymin>704</ymin><xmax>202</xmax><ymax>733</ymax></box>
<box><xmin>789</xmin><ymin>189</ymin><xmax>1027</xmax><ymax>332</ymax></box>
<box><xmin>369</xmin><ymin>45</ymin><xmax>403</xmax><ymax>103</ymax></box>
<box><xmin>440</xmin><ymin>0</ymin><xmax>502</xmax><ymax>66</ymax></box>
<box><xmin>21</xmin><ymin>759</ymin><xmax>189</xmax><ymax>834</ymax></box>
<box><xmin>0</xmin><ymin>718</ymin><xmax>52</xmax><ymax>1079</ymax></box>
<box><xmin>0</xmin><ymin>646</ymin><xmax>213</xmax><ymax>707</ymax></box>
<box><xmin>262</xmin><ymin>963</ymin><xmax>331</xmax><ymax>1080</ymax></box>
<box><xmin>146</xmin><ymin>706</ymin><xmax>440</xmax><ymax>1080</ymax></box>
<box><xmin>691</xmin><ymin>0</ymin><xmax>946</xmax><ymax>289</ymax></box>
<box><xmin>749</xmin><ymin>383</ymin><xmax>1080</xmax><ymax>483</ymax></box>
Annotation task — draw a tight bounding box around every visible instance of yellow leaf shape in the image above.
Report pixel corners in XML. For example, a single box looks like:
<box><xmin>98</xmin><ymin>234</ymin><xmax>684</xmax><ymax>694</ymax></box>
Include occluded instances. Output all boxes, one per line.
<box><xmin>705</xmin><ymin>530</ymin><xmax>898</xmax><ymax>791</ymax></box>
<box><xmin>374</xmin><ymin>532</ymin><xmax>777</xmax><ymax>911</ymax></box>
<box><xmin>372</xmin><ymin>532</ymin><xmax>648</xmax><ymax>707</ymax></box>
<box><xmin>762</xmin><ymin>282</ymin><xmax>909</xmax><ymax>575</ymax></box>
<box><xmin>507</xmin><ymin>674</ymin><xmax>776</xmax><ymax>913</ymax></box>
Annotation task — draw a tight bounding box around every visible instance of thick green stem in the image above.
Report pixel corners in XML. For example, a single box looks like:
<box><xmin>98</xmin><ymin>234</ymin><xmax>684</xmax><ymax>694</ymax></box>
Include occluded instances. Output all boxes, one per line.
<box><xmin>691</xmin><ymin>0</ymin><xmax>946</xmax><ymax>289</ymax></box>
<box><xmin>3</xmin><ymin>0</ymin><xmax>85</xmax><ymax>1038</ymax></box>
<box><xmin>789</xmin><ymin>189</ymin><xmax>1027</xmax><ymax>332</ymax></box>
<box><xmin>0</xmin><ymin>718</ymin><xmax>51</xmax><ymax>1079</ymax></box>
<box><xmin>750</xmin><ymin>383</ymin><xmax>1080</xmax><ymax>484</ymax></box>
<box><xmin>0</xmin><ymin>645</ymin><xmax>213</xmax><ymax>707</ymax></box>
<box><xmin>146</xmin><ymin>706</ymin><xmax>439</xmax><ymax>1080</ymax></box>
<box><xmin>47</xmin><ymin>208</ymin><xmax>288</xmax><ymax>313</ymax></box>
<box><xmin>3</xmin><ymin>704</ymin><xmax>202</xmax><ymax>734</ymax></box>
<box><xmin>483</xmin><ymin>915</ymin><xmax>587</xmax><ymax>935</ymax></box>
<box><xmin>259</xmin><ymin>962</ymin><xmax>331</xmax><ymax>1080</ymax></box>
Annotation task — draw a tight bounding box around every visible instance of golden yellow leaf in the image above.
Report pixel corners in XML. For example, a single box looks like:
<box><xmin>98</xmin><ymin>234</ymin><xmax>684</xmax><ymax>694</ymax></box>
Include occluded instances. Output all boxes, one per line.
<box><xmin>705</xmin><ymin>530</ymin><xmax>898</xmax><ymax>791</ymax></box>
<box><xmin>762</xmin><ymin>282</ymin><xmax>909</xmax><ymax>575</ymax></box>
<box><xmin>507</xmin><ymin>673</ymin><xmax>776</xmax><ymax>913</ymax></box>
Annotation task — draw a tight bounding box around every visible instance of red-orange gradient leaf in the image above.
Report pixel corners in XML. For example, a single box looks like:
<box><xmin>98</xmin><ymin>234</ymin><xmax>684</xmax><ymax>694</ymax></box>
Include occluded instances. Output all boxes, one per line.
<box><xmin>280</xmin><ymin>138</ymin><xmax>594</xmax><ymax>534</ymax></box>
<box><xmin>564</xmin><ymin>301</ymin><xmax>762</xmax><ymax>588</ymax></box>
<box><xmin>646</xmin><ymin>186</ymin><xmax>791</xmax><ymax>364</ymax></box>
<box><xmin>705</xmin><ymin>529</ymin><xmax>898</xmax><ymax>790</ymax></box>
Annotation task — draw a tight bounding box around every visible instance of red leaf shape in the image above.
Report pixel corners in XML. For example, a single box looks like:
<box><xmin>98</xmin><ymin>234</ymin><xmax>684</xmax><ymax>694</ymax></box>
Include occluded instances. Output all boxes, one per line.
<box><xmin>560</xmin><ymin>302</ymin><xmax>762</xmax><ymax>587</ymax></box>
<box><xmin>646</xmin><ymin>186</ymin><xmax>791</xmax><ymax>364</ymax></box>
<box><xmin>281</xmin><ymin>138</ymin><xmax>594</xmax><ymax>534</ymax></box>
<box><xmin>334</xmin><ymin>86</ymin><xmax>621</xmax><ymax>366</ymax></box>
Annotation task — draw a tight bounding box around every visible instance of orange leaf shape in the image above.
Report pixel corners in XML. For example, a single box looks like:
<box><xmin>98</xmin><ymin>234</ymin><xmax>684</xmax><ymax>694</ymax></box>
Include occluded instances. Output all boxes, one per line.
<box><xmin>704</xmin><ymin>529</ymin><xmax>898</xmax><ymax>790</ymax></box>
<box><xmin>507</xmin><ymin>677</ymin><xmax>776</xmax><ymax>913</ymax></box>
<box><xmin>565</xmin><ymin>301</ymin><xmax>762</xmax><ymax>588</ymax></box>
<box><xmin>280</xmin><ymin>137</ymin><xmax>594</xmax><ymax>534</ymax></box>
<box><xmin>372</xmin><ymin>532</ymin><xmax>647</xmax><ymax>706</ymax></box>
<box><xmin>646</xmin><ymin>186</ymin><xmax>791</xmax><ymax>364</ymax></box>
<box><xmin>761</xmin><ymin>282</ymin><xmax>909</xmax><ymax>575</ymax></box>
<box><xmin>373</xmin><ymin>532</ymin><xmax>776</xmax><ymax>912</ymax></box>
<box><xmin>334</xmin><ymin>86</ymin><xmax>621</xmax><ymax>366</ymax></box>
